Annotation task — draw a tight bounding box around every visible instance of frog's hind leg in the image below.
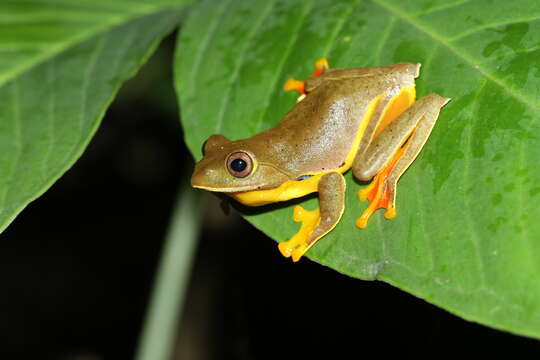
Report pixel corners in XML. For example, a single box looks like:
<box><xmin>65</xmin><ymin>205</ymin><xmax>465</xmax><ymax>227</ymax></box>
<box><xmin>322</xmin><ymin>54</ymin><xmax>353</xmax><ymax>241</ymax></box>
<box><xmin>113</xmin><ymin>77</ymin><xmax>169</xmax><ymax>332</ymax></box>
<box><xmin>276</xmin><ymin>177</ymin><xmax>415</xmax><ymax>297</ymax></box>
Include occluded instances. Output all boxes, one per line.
<box><xmin>278</xmin><ymin>172</ymin><xmax>345</xmax><ymax>262</ymax></box>
<box><xmin>283</xmin><ymin>58</ymin><xmax>329</xmax><ymax>97</ymax></box>
<box><xmin>353</xmin><ymin>94</ymin><xmax>450</xmax><ymax>229</ymax></box>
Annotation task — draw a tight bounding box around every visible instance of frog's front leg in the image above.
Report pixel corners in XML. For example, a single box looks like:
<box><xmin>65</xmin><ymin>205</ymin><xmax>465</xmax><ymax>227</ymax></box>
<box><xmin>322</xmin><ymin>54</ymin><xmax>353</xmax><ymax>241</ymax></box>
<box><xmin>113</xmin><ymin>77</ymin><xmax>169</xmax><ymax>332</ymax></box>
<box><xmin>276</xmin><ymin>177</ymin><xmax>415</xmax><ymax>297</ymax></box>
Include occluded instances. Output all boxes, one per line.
<box><xmin>278</xmin><ymin>172</ymin><xmax>345</xmax><ymax>262</ymax></box>
<box><xmin>353</xmin><ymin>94</ymin><xmax>450</xmax><ymax>228</ymax></box>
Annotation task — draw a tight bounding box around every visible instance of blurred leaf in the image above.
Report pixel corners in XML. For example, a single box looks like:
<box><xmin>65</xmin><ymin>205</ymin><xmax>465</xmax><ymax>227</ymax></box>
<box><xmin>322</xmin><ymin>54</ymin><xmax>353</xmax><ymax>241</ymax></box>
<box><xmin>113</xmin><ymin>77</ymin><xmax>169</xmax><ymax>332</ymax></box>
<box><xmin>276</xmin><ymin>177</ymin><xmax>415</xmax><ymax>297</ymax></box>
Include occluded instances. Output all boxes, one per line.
<box><xmin>176</xmin><ymin>0</ymin><xmax>540</xmax><ymax>337</ymax></box>
<box><xmin>0</xmin><ymin>0</ymin><xmax>192</xmax><ymax>231</ymax></box>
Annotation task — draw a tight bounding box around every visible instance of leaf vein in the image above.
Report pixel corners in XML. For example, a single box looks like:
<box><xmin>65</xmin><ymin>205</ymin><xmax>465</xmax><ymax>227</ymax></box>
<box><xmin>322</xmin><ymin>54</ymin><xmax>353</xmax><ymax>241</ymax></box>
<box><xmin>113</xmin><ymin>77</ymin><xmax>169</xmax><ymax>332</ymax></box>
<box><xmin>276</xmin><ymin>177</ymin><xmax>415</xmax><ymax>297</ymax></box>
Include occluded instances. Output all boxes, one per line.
<box><xmin>372</xmin><ymin>0</ymin><xmax>540</xmax><ymax>114</ymax></box>
<box><xmin>213</xmin><ymin>0</ymin><xmax>276</xmax><ymax>134</ymax></box>
<box><xmin>408</xmin><ymin>45</ymin><xmax>439</xmax><ymax>273</ymax></box>
<box><xmin>517</xmin><ymin>114</ymin><xmax>540</xmax><ymax>279</ymax></box>
<box><xmin>411</xmin><ymin>169</ymin><xmax>436</xmax><ymax>275</ymax></box>
<box><xmin>373</xmin><ymin>16</ymin><xmax>395</xmax><ymax>65</ymax></box>
<box><xmin>416</xmin><ymin>0</ymin><xmax>473</xmax><ymax>16</ymax></box>
<box><xmin>323</xmin><ymin>0</ymin><xmax>356</xmax><ymax>57</ymax></box>
<box><xmin>255</xmin><ymin>1</ymin><xmax>316</xmax><ymax>132</ymax></box>
<box><xmin>77</xmin><ymin>35</ymin><xmax>106</xmax><ymax>147</ymax></box>
<box><xmin>0</xmin><ymin>4</ymin><xmax>187</xmax><ymax>88</ymax></box>
<box><xmin>41</xmin><ymin>61</ymin><xmax>56</xmax><ymax>180</ymax></box>
<box><xmin>449</xmin><ymin>16</ymin><xmax>540</xmax><ymax>41</ymax></box>
<box><xmin>186</xmin><ymin>0</ymin><xmax>231</xmax><ymax>100</ymax></box>
<box><xmin>478</xmin><ymin>43</ymin><xmax>540</xmax><ymax>65</ymax></box>
<box><xmin>463</xmin><ymin>79</ymin><xmax>488</xmax><ymax>288</ymax></box>
<box><xmin>0</xmin><ymin>80</ymin><xmax>22</xmax><ymax>212</ymax></box>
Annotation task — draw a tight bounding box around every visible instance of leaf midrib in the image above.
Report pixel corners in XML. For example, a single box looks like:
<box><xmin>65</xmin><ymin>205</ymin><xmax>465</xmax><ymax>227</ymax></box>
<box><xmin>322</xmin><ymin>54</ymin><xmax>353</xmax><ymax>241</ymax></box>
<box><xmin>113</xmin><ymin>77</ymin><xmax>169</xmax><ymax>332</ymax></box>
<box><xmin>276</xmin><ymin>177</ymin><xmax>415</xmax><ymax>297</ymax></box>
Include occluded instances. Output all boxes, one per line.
<box><xmin>0</xmin><ymin>1</ymin><xmax>188</xmax><ymax>88</ymax></box>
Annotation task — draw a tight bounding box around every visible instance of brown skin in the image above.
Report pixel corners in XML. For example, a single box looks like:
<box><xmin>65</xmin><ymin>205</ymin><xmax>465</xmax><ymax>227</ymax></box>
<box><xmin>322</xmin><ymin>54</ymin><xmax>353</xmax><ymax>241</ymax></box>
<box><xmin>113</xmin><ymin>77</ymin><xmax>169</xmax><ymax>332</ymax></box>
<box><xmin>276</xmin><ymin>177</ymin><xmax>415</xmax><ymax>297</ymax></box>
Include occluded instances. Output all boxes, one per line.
<box><xmin>307</xmin><ymin>172</ymin><xmax>346</xmax><ymax>245</ymax></box>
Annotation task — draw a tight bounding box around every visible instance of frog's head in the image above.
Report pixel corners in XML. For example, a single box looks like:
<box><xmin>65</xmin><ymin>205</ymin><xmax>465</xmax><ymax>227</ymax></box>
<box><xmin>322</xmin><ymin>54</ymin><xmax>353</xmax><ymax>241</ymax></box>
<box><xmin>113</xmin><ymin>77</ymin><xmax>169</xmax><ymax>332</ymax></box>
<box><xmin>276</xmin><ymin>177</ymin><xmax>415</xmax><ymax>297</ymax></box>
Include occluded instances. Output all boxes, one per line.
<box><xmin>191</xmin><ymin>134</ymin><xmax>290</xmax><ymax>192</ymax></box>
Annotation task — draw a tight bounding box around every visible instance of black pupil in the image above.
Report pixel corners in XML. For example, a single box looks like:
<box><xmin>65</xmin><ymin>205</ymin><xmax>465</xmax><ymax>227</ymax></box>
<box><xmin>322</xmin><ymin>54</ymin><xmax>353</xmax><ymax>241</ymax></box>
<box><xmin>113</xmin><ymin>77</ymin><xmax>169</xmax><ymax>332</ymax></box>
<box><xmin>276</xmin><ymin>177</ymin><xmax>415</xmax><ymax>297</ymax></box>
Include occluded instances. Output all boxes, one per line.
<box><xmin>230</xmin><ymin>158</ymin><xmax>247</xmax><ymax>172</ymax></box>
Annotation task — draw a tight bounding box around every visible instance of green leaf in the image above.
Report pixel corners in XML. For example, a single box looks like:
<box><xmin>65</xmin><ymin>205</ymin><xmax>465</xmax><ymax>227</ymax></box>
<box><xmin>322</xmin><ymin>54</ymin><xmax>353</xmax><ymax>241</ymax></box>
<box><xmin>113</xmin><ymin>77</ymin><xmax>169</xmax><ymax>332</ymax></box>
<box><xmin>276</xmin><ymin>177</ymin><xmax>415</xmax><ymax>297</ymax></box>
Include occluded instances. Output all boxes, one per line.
<box><xmin>0</xmin><ymin>0</ymin><xmax>193</xmax><ymax>231</ymax></box>
<box><xmin>176</xmin><ymin>0</ymin><xmax>540</xmax><ymax>337</ymax></box>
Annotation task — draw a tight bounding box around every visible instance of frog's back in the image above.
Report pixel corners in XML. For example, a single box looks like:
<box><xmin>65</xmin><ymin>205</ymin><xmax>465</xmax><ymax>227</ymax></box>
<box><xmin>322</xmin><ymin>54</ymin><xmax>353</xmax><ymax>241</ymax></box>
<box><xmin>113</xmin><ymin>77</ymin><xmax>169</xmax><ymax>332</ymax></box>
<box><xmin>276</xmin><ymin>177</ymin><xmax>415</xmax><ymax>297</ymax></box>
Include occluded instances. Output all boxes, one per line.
<box><xmin>252</xmin><ymin>63</ymin><xmax>418</xmax><ymax>176</ymax></box>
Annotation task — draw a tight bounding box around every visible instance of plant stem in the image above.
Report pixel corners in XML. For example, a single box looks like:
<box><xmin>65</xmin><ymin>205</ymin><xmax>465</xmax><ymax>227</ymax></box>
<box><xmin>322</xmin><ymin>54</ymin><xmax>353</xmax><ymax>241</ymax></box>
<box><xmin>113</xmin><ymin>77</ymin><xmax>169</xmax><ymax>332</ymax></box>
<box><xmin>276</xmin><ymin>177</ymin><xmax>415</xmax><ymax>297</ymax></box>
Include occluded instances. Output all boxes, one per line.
<box><xmin>135</xmin><ymin>186</ymin><xmax>202</xmax><ymax>360</ymax></box>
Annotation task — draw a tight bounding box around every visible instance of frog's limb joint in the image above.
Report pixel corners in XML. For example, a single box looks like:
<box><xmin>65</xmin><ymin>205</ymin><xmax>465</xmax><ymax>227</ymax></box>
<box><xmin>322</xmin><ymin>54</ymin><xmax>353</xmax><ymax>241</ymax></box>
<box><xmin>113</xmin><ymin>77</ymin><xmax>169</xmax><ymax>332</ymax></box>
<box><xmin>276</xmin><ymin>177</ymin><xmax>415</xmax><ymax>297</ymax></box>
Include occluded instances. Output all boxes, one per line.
<box><xmin>278</xmin><ymin>172</ymin><xmax>345</xmax><ymax>262</ymax></box>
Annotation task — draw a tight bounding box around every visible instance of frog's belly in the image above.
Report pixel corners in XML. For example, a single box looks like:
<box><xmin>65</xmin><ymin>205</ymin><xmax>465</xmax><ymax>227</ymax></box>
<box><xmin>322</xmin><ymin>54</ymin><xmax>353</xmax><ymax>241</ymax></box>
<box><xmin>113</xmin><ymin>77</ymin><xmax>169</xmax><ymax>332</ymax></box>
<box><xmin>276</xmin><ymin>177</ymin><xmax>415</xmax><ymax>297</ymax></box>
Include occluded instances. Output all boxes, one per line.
<box><xmin>230</xmin><ymin>174</ymin><xmax>324</xmax><ymax>206</ymax></box>
<box><xmin>231</xmin><ymin>162</ymin><xmax>352</xmax><ymax>206</ymax></box>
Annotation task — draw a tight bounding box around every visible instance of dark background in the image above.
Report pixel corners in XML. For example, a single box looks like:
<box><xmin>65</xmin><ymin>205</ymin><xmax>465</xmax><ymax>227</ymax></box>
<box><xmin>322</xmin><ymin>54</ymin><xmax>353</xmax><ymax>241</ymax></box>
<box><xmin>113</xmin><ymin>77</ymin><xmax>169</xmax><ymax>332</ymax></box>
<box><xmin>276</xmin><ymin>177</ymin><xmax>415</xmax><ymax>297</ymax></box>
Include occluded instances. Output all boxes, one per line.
<box><xmin>1</xmin><ymin>36</ymin><xmax>539</xmax><ymax>360</ymax></box>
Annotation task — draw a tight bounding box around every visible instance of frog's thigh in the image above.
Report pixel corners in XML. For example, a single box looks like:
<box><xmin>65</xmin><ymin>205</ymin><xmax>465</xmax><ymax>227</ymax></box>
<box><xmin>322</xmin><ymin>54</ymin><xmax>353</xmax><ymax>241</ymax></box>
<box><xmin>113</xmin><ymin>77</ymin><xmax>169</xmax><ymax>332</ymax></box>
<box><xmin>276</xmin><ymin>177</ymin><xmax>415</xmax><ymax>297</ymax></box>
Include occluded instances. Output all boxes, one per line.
<box><xmin>354</xmin><ymin>94</ymin><xmax>449</xmax><ymax>181</ymax></box>
<box><xmin>354</xmin><ymin>94</ymin><xmax>450</xmax><ymax>228</ymax></box>
<box><xmin>278</xmin><ymin>172</ymin><xmax>346</xmax><ymax>262</ymax></box>
<box><xmin>385</xmin><ymin>94</ymin><xmax>450</xmax><ymax>199</ymax></box>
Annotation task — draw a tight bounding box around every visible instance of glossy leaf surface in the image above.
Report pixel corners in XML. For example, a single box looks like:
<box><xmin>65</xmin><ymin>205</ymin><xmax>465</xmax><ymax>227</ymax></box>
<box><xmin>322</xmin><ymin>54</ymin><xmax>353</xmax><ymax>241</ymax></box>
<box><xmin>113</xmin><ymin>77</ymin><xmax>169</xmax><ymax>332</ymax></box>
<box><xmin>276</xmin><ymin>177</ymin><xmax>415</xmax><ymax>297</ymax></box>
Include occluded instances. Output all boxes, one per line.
<box><xmin>176</xmin><ymin>0</ymin><xmax>540</xmax><ymax>337</ymax></box>
<box><xmin>0</xmin><ymin>0</ymin><xmax>191</xmax><ymax>231</ymax></box>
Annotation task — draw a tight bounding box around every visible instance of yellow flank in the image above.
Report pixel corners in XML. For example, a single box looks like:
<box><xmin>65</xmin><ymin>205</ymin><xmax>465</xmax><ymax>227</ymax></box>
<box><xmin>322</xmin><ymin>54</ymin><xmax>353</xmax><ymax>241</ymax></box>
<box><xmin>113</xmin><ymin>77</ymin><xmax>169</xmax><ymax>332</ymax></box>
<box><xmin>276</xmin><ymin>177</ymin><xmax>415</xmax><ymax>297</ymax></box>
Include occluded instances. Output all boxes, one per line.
<box><xmin>374</xmin><ymin>85</ymin><xmax>416</xmax><ymax>138</ymax></box>
<box><xmin>334</xmin><ymin>92</ymin><xmax>384</xmax><ymax>174</ymax></box>
<box><xmin>231</xmin><ymin>175</ymin><xmax>321</xmax><ymax>206</ymax></box>
<box><xmin>231</xmin><ymin>93</ymin><xmax>385</xmax><ymax>207</ymax></box>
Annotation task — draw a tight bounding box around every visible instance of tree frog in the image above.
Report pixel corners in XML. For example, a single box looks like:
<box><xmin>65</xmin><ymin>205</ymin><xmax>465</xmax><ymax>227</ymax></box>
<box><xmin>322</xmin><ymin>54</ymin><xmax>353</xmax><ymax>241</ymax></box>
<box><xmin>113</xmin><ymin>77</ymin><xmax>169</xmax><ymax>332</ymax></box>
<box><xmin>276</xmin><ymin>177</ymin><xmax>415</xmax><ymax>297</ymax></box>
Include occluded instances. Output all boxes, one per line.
<box><xmin>191</xmin><ymin>59</ymin><xmax>449</xmax><ymax>262</ymax></box>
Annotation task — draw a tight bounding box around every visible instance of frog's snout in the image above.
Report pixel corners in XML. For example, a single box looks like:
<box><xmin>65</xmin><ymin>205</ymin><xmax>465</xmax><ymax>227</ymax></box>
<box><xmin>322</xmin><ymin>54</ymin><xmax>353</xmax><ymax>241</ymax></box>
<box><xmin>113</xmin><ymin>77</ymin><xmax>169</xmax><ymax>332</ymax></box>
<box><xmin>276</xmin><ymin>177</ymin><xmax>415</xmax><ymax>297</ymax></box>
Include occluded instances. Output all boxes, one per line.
<box><xmin>191</xmin><ymin>162</ymin><xmax>209</xmax><ymax>188</ymax></box>
<box><xmin>191</xmin><ymin>160</ymin><xmax>221</xmax><ymax>190</ymax></box>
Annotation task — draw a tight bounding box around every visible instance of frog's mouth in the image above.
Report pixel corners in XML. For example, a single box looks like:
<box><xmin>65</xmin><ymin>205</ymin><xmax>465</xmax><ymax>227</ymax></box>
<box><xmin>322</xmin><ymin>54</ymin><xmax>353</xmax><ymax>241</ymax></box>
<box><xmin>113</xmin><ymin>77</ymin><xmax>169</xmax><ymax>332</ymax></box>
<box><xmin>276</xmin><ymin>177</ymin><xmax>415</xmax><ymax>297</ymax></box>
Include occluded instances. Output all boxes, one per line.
<box><xmin>191</xmin><ymin>183</ymin><xmax>261</xmax><ymax>193</ymax></box>
<box><xmin>190</xmin><ymin>169</ymin><xmax>264</xmax><ymax>192</ymax></box>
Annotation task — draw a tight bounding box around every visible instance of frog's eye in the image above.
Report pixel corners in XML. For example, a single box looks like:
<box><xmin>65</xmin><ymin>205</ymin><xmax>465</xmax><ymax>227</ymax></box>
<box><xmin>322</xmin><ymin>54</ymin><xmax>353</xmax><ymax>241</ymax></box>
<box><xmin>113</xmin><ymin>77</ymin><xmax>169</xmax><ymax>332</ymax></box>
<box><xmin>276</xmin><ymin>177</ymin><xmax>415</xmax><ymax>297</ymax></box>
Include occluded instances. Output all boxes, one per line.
<box><xmin>226</xmin><ymin>151</ymin><xmax>253</xmax><ymax>178</ymax></box>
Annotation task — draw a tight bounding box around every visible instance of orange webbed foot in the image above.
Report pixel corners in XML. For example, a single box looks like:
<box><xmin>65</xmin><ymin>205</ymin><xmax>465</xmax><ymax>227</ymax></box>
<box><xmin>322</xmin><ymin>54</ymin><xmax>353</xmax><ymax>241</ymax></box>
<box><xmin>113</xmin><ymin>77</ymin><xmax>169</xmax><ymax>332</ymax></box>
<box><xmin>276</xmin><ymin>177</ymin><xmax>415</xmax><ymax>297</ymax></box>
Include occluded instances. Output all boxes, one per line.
<box><xmin>356</xmin><ymin>147</ymin><xmax>404</xmax><ymax>229</ymax></box>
